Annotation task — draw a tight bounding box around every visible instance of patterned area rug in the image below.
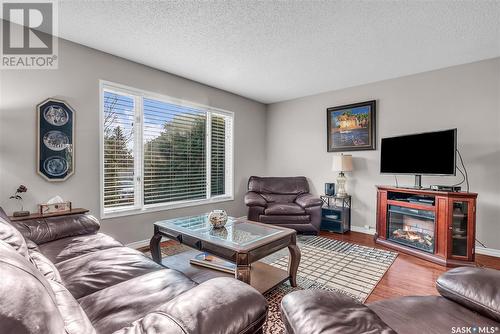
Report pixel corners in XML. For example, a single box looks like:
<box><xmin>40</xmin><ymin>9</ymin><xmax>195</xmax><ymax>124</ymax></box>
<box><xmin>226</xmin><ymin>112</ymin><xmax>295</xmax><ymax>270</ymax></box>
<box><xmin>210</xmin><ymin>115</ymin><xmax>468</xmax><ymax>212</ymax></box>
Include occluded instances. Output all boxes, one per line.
<box><xmin>141</xmin><ymin>236</ymin><xmax>397</xmax><ymax>334</ymax></box>
<box><xmin>260</xmin><ymin>236</ymin><xmax>397</xmax><ymax>333</ymax></box>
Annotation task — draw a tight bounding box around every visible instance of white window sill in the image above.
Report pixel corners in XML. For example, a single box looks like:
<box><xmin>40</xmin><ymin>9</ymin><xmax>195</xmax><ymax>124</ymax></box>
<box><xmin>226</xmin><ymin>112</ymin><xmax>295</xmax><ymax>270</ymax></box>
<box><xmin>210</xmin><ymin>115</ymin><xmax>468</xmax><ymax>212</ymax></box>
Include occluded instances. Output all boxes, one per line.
<box><xmin>101</xmin><ymin>195</ymin><xmax>234</xmax><ymax>220</ymax></box>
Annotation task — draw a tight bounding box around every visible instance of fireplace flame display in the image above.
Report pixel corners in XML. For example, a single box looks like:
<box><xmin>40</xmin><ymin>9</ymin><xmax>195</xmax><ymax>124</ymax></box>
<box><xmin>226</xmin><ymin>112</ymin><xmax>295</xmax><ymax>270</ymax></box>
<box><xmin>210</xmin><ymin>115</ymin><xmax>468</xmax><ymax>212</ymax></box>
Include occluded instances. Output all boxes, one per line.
<box><xmin>387</xmin><ymin>209</ymin><xmax>435</xmax><ymax>253</ymax></box>
<box><xmin>392</xmin><ymin>229</ymin><xmax>433</xmax><ymax>247</ymax></box>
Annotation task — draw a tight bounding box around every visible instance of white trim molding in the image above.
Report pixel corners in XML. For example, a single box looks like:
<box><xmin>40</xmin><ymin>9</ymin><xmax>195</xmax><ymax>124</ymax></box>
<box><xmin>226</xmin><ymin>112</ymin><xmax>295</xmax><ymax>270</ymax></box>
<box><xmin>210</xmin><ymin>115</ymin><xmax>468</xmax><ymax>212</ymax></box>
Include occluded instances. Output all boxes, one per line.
<box><xmin>476</xmin><ymin>246</ymin><xmax>500</xmax><ymax>258</ymax></box>
<box><xmin>350</xmin><ymin>225</ymin><xmax>376</xmax><ymax>235</ymax></box>
<box><xmin>126</xmin><ymin>239</ymin><xmax>151</xmax><ymax>249</ymax></box>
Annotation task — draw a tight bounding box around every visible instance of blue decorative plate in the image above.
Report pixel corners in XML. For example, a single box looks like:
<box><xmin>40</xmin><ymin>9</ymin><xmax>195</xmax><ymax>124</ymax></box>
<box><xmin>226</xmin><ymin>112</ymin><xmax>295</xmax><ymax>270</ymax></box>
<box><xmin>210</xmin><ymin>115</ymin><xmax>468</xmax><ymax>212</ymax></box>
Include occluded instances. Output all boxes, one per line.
<box><xmin>43</xmin><ymin>105</ymin><xmax>69</xmax><ymax>126</ymax></box>
<box><xmin>43</xmin><ymin>130</ymin><xmax>69</xmax><ymax>151</ymax></box>
<box><xmin>43</xmin><ymin>157</ymin><xmax>68</xmax><ymax>176</ymax></box>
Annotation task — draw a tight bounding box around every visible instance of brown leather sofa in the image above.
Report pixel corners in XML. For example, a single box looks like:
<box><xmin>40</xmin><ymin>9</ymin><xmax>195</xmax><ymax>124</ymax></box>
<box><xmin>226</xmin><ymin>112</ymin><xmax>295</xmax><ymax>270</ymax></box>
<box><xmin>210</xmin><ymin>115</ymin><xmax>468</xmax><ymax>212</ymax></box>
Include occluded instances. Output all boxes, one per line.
<box><xmin>244</xmin><ymin>176</ymin><xmax>323</xmax><ymax>234</ymax></box>
<box><xmin>280</xmin><ymin>266</ymin><xmax>500</xmax><ymax>334</ymax></box>
<box><xmin>0</xmin><ymin>208</ymin><xmax>267</xmax><ymax>334</ymax></box>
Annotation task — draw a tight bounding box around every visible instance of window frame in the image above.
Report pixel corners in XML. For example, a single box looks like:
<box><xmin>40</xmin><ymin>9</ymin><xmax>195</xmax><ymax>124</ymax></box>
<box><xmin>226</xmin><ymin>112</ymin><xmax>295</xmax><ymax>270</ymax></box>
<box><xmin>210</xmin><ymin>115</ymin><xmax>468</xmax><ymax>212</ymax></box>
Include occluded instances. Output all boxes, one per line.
<box><xmin>99</xmin><ymin>80</ymin><xmax>234</xmax><ymax>219</ymax></box>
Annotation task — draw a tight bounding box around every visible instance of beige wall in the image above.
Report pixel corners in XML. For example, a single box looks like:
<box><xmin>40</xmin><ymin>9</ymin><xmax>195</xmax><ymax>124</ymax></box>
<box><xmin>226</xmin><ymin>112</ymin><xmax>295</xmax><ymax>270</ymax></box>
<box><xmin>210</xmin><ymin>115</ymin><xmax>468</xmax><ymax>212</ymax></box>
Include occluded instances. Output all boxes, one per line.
<box><xmin>0</xmin><ymin>38</ymin><xmax>267</xmax><ymax>244</ymax></box>
<box><xmin>266</xmin><ymin>58</ymin><xmax>500</xmax><ymax>250</ymax></box>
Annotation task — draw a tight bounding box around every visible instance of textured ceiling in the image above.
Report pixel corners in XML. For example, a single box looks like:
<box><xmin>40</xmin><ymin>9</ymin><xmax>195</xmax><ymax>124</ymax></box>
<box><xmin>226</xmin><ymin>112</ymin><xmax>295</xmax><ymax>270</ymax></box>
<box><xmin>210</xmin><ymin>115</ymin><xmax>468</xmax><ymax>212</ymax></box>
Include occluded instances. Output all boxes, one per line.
<box><xmin>56</xmin><ymin>1</ymin><xmax>500</xmax><ymax>103</ymax></box>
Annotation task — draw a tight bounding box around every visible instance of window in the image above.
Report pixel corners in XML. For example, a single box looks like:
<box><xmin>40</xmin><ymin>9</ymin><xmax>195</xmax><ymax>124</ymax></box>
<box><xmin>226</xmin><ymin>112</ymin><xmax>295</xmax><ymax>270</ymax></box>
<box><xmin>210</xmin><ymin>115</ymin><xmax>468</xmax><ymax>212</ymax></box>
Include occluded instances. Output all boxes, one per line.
<box><xmin>100</xmin><ymin>82</ymin><xmax>233</xmax><ymax>217</ymax></box>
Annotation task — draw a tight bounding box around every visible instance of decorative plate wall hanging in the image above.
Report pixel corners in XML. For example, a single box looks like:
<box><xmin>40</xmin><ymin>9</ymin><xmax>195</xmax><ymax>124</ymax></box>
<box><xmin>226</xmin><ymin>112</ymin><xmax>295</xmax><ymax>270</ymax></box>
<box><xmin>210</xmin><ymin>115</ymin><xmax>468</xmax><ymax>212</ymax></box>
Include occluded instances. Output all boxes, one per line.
<box><xmin>37</xmin><ymin>99</ymin><xmax>75</xmax><ymax>181</ymax></box>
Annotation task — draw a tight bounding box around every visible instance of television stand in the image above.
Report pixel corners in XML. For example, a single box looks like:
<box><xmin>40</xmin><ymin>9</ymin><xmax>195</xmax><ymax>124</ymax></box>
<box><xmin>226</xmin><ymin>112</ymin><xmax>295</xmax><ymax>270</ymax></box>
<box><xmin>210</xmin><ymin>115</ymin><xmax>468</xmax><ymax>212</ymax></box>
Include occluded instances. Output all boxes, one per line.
<box><xmin>375</xmin><ymin>185</ymin><xmax>477</xmax><ymax>267</ymax></box>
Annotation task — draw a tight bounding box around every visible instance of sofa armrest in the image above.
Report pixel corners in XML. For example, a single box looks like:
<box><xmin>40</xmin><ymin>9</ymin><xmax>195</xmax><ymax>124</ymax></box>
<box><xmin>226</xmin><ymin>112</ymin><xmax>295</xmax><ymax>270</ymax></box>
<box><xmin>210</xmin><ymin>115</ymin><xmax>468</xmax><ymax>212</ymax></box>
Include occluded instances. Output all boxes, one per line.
<box><xmin>11</xmin><ymin>214</ymin><xmax>100</xmax><ymax>245</ymax></box>
<box><xmin>281</xmin><ymin>290</ymin><xmax>396</xmax><ymax>334</ymax></box>
<box><xmin>436</xmin><ymin>267</ymin><xmax>500</xmax><ymax>322</ymax></box>
<box><xmin>295</xmin><ymin>193</ymin><xmax>322</xmax><ymax>208</ymax></box>
<box><xmin>244</xmin><ymin>191</ymin><xmax>267</xmax><ymax>207</ymax></box>
<box><xmin>115</xmin><ymin>277</ymin><xmax>267</xmax><ymax>334</ymax></box>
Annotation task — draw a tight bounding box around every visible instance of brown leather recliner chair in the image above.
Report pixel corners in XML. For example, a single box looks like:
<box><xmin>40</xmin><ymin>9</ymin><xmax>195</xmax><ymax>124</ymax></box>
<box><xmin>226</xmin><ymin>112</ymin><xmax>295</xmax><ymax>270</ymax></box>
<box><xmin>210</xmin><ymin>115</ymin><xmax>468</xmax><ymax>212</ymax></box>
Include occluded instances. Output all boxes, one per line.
<box><xmin>280</xmin><ymin>266</ymin><xmax>500</xmax><ymax>334</ymax></box>
<box><xmin>244</xmin><ymin>176</ymin><xmax>323</xmax><ymax>234</ymax></box>
<box><xmin>0</xmin><ymin>208</ymin><xmax>267</xmax><ymax>334</ymax></box>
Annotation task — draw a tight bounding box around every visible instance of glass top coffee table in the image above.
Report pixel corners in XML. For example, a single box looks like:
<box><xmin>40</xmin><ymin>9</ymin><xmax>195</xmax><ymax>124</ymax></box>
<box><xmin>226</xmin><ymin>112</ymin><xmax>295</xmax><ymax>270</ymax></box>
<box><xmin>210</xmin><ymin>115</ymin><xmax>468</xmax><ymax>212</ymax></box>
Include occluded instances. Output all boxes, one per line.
<box><xmin>150</xmin><ymin>214</ymin><xmax>301</xmax><ymax>293</ymax></box>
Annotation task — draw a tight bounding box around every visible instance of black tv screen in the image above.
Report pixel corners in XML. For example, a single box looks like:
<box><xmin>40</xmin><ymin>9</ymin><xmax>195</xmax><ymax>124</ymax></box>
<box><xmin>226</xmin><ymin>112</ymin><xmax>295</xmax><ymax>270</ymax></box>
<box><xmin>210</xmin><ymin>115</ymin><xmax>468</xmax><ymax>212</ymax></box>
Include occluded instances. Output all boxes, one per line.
<box><xmin>380</xmin><ymin>129</ymin><xmax>457</xmax><ymax>175</ymax></box>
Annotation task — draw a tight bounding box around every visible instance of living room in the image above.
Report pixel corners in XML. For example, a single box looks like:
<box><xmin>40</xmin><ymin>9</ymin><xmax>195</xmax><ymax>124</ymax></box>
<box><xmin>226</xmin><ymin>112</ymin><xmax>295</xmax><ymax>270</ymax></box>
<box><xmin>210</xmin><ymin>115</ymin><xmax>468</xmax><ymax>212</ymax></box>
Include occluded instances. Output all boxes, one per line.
<box><xmin>0</xmin><ymin>1</ymin><xmax>499</xmax><ymax>334</ymax></box>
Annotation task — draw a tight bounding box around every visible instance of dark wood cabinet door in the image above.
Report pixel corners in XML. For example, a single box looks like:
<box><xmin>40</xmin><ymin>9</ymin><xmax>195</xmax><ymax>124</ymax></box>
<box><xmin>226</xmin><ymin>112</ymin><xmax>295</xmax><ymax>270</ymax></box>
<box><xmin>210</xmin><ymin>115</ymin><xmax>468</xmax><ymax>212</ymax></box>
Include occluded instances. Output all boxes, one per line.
<box><xmin>447</xmin><ymin>197</ymin><xmax>475</xmax><ymax>261</ymax></box>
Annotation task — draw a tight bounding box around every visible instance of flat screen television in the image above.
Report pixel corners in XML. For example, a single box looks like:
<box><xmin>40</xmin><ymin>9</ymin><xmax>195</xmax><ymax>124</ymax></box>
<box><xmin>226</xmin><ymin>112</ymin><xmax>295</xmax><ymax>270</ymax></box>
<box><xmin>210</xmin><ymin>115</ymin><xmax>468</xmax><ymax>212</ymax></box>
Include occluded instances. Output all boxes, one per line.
<box><xmin>380</xmin><ymin>129</ymin><xmax>457</xmax><ymax>176</ymax></box>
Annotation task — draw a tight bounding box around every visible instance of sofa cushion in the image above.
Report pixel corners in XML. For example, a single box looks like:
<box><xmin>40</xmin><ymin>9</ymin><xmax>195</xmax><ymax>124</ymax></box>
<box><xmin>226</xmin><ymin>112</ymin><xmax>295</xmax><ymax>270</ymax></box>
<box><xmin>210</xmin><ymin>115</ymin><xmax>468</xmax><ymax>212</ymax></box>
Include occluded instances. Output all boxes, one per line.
<box><xmin>0</xmin><ymin>240</ymin><xmax>66</xmax><ymax>334</ymax></box>
<box><xmin>39</xmin><ymin>232</ymin><xmax>123</xmax><ymax>264</ymax></box>
<box><xmin>56</xmin><ymin>246</ymin><xmax>163</xmax><ymax>299</ymax></box>
<box><xmin>281</xmin><ymin>290</ymin><xmax>396</xmax><ymax>334</ymax></box>
<box><xmin>0</xmin><ymin>208</ymin><xmax>28</xmax><ymax>258</ymax></box>
<box><xmin>78</xmin><ymin>269</ymin><xmax>197</xmax><ymax>333</ymax></box>
<box><xmin>248</xmin><ymin>176</ymin><xmax>309</xmax><ymax>195</ymax></box>
<box><xmin>265</xmin><ymin>203</ymin><xmax>305</xmax><ymax>215</ymax></box>
<box><xmin>260</xmin><ymin>215</ymin><xmax>310</xmax><ymax>225</ymax></box>
<box><xmin>369</xmin><ymin>296</ymin><xmax>499</xmax><ymax>334</ymax></box>
<box><xmin>436</xmin><ymin>267</ymin><xmax>500</xmax><ymax>322</ymax></box>
<box><xmin>12</xmin><ymin>214</ymin><xmax>100</xmax><ymax>245</ymax></box>
<box><xmin>261</xmin><ymin>193</ymin><xmax>298</xmax><ymax>203</ymax></box>
<box><xmin>113</xmin><ymin>277</ymin><xmax>267</xmax><ymax>334</ymax></box>
<box><xmin>158</xmin><ymin>277</ymin><xmax>268</xmax><ymax>334</ymax></box>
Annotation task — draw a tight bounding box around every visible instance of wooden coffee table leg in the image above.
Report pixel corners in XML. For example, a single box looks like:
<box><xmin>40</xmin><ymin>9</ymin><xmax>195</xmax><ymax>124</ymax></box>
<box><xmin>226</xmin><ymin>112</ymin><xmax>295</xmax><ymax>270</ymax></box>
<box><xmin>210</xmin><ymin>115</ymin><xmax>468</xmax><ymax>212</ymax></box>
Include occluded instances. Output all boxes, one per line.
<box><xmin>235</xmin><ymin>264</ymin><xmax>251</xmax><ymax>284</ymax></box>
<box><xmin>150</xmin><ymin>230</ymin><xmax>162</xmax><ymax>264</ymax></box>
<box><xmin>288</xmin><ymin>235</ymin><xmax>301</xmax><ymax>287</ymax></box>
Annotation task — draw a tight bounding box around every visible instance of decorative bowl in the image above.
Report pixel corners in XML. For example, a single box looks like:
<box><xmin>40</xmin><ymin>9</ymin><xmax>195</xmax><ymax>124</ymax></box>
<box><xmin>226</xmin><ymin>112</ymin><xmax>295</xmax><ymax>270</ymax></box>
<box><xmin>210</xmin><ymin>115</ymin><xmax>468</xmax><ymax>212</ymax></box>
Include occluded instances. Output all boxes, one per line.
<box><xmin>208</xmin><ymin>210</ymin><xmax>228</xmax><ymax>229</ymax></box>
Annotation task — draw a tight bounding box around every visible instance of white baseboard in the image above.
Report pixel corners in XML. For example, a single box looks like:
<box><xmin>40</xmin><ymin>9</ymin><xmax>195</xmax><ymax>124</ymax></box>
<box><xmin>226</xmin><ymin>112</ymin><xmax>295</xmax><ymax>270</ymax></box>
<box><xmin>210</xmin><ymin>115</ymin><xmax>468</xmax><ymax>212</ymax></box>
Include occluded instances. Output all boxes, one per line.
<box><xmin>126</xmin><ymin>239</ymin><xmax>150</xmax><ymax>249</ymax></box>
<box><xmin>476</xmin><ymin>246</ymin><xmax>500</xmax><ymax>258</ymax></box>
<box><xmin>350</xmin><ymin>225</ymin><xmax>376</xmax><ymax>235</ymax></box>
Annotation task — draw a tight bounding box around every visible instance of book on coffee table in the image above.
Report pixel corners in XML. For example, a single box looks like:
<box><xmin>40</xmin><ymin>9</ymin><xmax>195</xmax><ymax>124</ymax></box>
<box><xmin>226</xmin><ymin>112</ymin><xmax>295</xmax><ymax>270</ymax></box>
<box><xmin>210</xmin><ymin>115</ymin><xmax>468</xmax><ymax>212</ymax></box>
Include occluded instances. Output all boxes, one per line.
<box><xmin>190</xmin><ymin>252</ymin><xmax>236</xmax><ymax>274</ymax></box>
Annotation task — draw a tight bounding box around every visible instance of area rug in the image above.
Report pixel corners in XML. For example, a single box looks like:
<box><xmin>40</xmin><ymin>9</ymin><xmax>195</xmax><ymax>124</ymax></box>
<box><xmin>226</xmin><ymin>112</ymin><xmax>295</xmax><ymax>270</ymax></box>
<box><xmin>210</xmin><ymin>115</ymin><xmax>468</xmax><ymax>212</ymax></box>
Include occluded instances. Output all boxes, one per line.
<box><xmin>141</xmin><ymin>236</ymin><xmax>397</xmax><ymax>334</ymax></box>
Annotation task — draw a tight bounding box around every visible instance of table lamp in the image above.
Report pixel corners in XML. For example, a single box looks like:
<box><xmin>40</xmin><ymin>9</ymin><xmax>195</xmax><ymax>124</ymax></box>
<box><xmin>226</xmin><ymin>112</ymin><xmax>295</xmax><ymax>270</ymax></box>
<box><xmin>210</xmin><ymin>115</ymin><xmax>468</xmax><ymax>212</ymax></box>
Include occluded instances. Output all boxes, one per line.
<box><xmin>332</xmin><ymin>154</ymin><xmax>353</xmax><ymax>197</ymax></box>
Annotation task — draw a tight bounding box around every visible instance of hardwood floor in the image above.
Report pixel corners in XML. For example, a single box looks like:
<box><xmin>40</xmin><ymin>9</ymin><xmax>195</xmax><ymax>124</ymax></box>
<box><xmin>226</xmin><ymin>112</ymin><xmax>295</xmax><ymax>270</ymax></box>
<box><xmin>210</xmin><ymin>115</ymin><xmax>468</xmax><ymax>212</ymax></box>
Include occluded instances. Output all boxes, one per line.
<box><xmin>319</xmin><ymin>230</ymin><xmax>500</xmax><ymax>303</ymax></box>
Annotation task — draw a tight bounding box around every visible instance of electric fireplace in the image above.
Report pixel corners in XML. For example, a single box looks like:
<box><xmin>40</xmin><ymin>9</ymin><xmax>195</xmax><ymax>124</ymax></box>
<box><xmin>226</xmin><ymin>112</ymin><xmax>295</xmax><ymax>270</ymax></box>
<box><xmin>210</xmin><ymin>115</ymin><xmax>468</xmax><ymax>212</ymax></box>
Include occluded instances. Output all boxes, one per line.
<box><xmin>375</xmin><ymin>186</ymin><xmax>478</xmax><ymax>267</ymax></box>
<box><xmin>387</xmin><ymin>205</ymin><xmax>435</xmax><ymax>253</ymax></box>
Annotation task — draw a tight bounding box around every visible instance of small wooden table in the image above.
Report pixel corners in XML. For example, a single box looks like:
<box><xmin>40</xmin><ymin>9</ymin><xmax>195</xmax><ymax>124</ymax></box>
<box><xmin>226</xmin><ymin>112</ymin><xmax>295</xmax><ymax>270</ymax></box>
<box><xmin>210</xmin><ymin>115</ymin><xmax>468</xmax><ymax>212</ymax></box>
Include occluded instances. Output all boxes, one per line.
<box><xmin>9</xmin><ymin>208</ymin><xmax>89</xmax><ymax>221</ymax></box>
<box><xmin>150</xmin><ymin>215</ymin><xmax>301</xmax><ymax>293</ymax></box>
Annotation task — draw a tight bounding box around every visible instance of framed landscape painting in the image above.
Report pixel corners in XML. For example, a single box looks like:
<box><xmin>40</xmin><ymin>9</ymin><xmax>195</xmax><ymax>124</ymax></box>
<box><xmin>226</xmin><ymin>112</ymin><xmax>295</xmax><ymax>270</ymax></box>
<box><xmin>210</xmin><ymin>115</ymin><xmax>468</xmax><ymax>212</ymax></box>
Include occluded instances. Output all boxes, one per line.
<box><xmin>327</xmin><ymin>100</ymin><xmax>376</xmax><ymax>152</ymax></box>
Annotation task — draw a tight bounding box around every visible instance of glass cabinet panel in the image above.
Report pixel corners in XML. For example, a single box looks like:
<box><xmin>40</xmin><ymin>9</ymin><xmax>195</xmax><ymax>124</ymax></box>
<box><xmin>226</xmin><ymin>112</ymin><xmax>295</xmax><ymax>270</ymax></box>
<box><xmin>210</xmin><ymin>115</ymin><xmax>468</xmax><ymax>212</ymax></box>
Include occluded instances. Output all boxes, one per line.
<box><xmin>451</xmin><ymin>201</ymin><xmax>469</xmax><ymax>257</ymax></box>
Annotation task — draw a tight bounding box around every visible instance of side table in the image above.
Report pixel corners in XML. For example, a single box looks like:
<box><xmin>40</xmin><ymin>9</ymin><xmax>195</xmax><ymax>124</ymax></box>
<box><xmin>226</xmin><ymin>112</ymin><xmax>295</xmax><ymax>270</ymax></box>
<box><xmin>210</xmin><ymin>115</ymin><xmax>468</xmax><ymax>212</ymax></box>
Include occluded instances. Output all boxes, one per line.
<box><xmin>320</xmin><ymin>195</ymin><xmax>351</xmax><ymax>234</ymax></box>
<box><xmin>9</xmin><ymin>208</ymin><xmax>89</xmax><ymax>221</ymax></box>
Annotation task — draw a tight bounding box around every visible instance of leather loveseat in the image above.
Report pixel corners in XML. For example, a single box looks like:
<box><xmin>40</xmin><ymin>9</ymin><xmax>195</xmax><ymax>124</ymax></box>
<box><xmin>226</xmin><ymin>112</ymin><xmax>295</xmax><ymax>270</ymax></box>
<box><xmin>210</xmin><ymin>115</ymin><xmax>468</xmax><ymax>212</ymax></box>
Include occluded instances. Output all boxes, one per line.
<box><xmin>0</xmin><ymin>208</ymin><xmax>267</xmax><ymax>334</ymax></box>
<box><xmin>280</xmin><ymin>266</ymin><xmax>500</xmax><ymax>334</ymax></box>
<box><xmin>244</xmin><ymin>176</ymin><xmax>323</xmax><ymax>234</ymax></box>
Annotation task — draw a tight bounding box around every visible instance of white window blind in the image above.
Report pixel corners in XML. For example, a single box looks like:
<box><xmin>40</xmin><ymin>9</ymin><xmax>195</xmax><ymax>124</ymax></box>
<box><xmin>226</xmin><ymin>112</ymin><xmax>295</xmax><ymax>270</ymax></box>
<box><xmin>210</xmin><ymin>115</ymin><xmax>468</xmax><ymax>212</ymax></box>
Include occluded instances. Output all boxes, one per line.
<box><xmin>143</xmin><ymin>98</ymin><xmax>207</xmax><ymax>204</ymax></box>
<box><xmin>211</xmin><ymin>114</ymin><xmax>231</xmax><ymax>196</ymax></box>
<box><xmin>101</xmin><ymin>82</ymin><xmax>234</xmax><ymax>217</ymax></box>
<box><xmin>102</xmin><ymin>91</ymin><xmax>136</xmax><ymax>209</ymax></box>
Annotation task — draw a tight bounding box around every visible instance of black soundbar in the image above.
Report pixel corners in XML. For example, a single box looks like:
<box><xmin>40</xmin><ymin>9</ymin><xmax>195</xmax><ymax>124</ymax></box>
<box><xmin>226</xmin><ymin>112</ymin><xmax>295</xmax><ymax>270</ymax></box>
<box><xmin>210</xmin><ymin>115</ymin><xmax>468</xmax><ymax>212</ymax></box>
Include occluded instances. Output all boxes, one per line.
<box><xmin>430</xmin><ymin>185</ymin><xmax>461</xmax><ymax>192</ymax></box>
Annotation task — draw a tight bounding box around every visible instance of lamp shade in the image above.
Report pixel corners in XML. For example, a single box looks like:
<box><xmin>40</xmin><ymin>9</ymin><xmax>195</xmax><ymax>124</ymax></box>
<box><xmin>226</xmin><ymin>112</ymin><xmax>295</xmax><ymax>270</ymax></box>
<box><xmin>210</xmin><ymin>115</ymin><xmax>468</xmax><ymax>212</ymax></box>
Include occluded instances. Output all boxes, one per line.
<box><xmin>332</xmin><ymin>154</ymin><xmax>353</xmax><ymax>172</ymax></box>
